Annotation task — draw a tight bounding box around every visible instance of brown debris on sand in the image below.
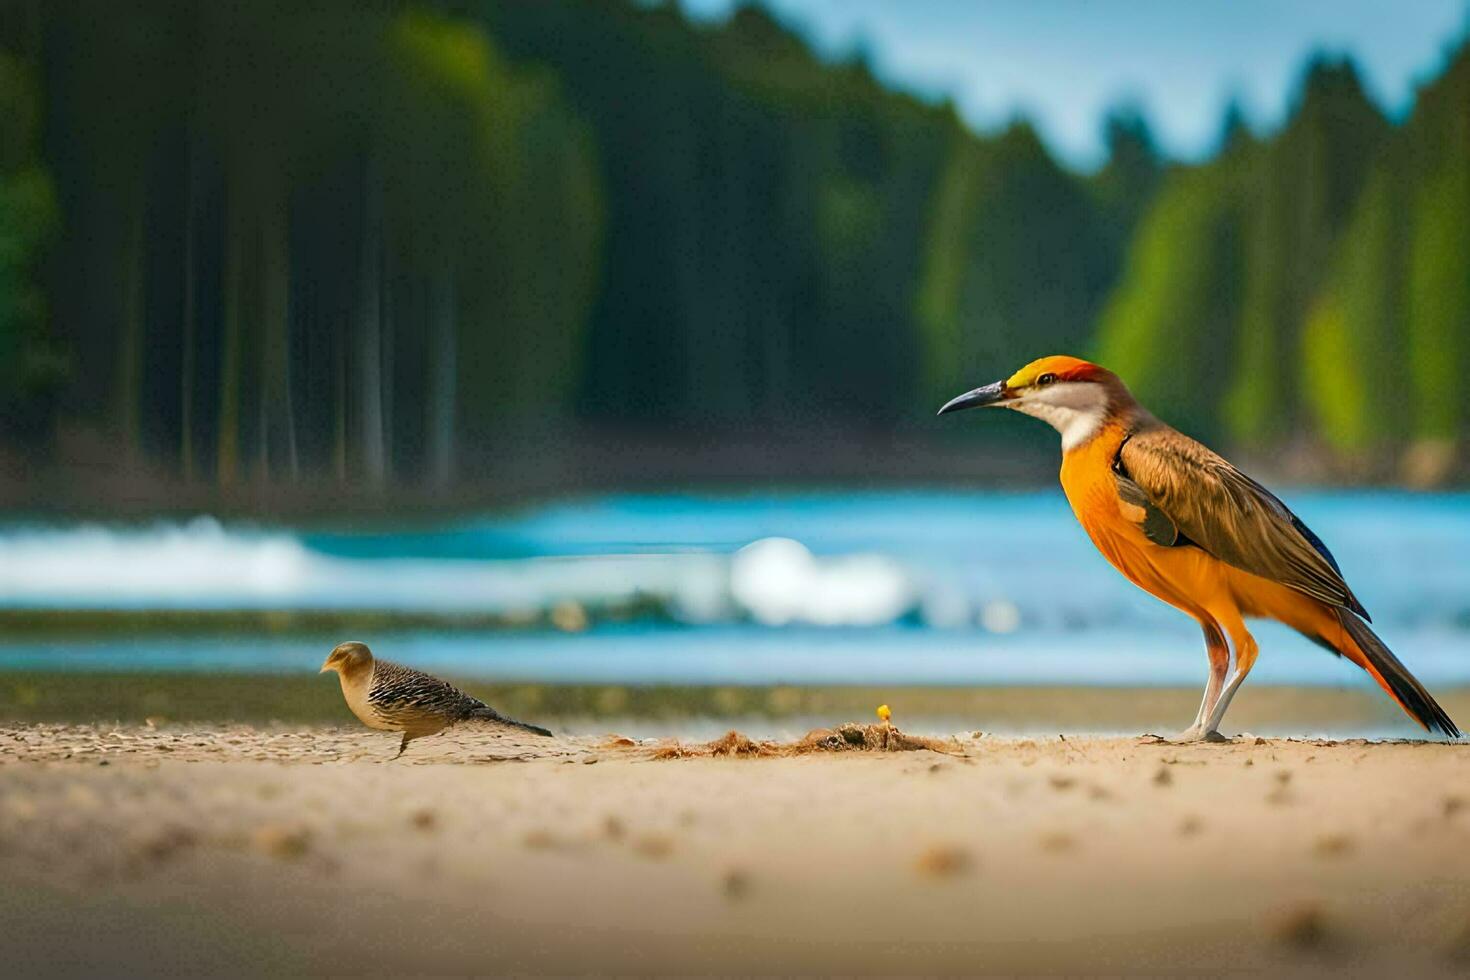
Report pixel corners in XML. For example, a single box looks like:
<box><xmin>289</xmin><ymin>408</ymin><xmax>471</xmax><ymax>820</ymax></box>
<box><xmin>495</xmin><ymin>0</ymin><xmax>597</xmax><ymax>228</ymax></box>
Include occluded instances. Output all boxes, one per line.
<box><xmin>645</xmin><ymin>723</ymin><xmax>965</xmax><ymax>760</ymax></box>
<box><xmin>797</xmin><ymin>723</ymin><xmax>964</xmax><ymax>755</ymax></box>
<box><xmin>708</xmin><ymin>730</ymin><xmax>771</xmax><ymax>756</ymax></box>
<box><xmin>647</xmin><ymin>730</ymin><xmax>781</xmax><ymax>759</ymax></box>
<box><xmin>252</xmin><ymin>824</ymin><xmax>312</xmax><ymax>860</ymax></box>
<box><xmin>915</xmin><ymin>844</ymin><xmax>974</xmax><ymax>877</ymax></box>
<box><xmin>1267</xmin><ymin>901</ymin><xmax>1330</xmax><ymax>949</ymax></box>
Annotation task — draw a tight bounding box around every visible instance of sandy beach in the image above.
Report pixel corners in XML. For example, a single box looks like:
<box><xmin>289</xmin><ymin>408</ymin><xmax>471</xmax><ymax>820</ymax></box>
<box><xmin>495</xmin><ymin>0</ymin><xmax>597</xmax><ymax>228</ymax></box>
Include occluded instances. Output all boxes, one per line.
<box><xmin>4</xmin><ymin>720</ymin><xmax>1470</xmax><ymax>976</ymax></box>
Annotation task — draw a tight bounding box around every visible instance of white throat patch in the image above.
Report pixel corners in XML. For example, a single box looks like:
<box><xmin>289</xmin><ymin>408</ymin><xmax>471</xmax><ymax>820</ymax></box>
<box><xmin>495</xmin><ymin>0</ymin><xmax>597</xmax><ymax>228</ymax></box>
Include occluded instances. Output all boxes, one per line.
<box><xmin>1009</xmin><ymin>382</ymin><xmax>1107</xmax><ymax>451</ymax></box>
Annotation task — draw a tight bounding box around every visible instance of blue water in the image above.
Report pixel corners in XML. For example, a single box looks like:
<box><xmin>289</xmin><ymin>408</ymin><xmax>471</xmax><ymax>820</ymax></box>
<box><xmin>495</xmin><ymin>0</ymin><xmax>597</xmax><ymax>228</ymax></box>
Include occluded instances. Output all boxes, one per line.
<box><xmin>1</xmin><ymin>489</ymin><xmax>1467</xmax><ymax>687</ymax></box>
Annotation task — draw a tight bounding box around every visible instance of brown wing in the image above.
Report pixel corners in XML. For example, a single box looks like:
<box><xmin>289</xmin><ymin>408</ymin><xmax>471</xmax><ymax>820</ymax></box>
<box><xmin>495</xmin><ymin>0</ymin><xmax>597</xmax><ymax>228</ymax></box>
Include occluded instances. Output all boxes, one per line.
<box><xmin>1112</xmin><ymin>469</ymin><xmax>1180</xmax><ymax>547</ymax></box>
<box><xmin>1117</xmin><ymin>425</ymin><xmax>1369</xmax><ymax>619</ymax></box>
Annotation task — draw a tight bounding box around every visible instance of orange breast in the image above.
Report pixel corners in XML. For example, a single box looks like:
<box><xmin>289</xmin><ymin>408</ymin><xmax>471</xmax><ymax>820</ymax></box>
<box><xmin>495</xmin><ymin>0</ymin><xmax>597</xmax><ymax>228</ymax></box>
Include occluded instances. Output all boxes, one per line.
<box><xmin>1058</xmin><ymin>424</ymin><xmax>1231</xmax><ymax>623</ymax></box>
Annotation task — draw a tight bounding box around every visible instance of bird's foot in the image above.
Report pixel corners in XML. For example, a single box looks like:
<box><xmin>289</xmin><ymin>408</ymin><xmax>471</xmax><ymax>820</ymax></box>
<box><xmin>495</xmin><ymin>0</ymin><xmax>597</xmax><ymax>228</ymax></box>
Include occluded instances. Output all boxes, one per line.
<box><xmin>1140</xmin><ymin>727</ymin><xmax>1231</xmax><ymax>745</ymax></box>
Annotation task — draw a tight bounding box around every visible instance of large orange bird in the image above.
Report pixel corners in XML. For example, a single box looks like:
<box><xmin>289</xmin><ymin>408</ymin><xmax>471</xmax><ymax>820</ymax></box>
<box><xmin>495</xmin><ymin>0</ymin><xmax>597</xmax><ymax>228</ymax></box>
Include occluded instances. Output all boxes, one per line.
<box><xmin>939</xmin><ymin>355</ymin><xmax>1458</xmax><ymax>741</ymax></box>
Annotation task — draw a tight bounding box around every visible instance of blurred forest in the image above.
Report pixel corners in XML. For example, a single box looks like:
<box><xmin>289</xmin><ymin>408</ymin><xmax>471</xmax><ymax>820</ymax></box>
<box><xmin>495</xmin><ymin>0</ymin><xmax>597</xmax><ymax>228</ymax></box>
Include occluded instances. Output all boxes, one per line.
<box><xmin>0</xmin><ymin>0</ymin><xmax>1467</xmax><ymax>510</ymax></box>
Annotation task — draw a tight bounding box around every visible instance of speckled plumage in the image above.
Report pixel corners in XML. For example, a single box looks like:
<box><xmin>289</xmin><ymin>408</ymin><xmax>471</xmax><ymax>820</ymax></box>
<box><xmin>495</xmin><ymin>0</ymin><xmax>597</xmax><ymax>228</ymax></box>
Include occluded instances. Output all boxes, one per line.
<box><xmin>322</xmin><ymin>641</ymin><xmax>552</xmax><ymax>758</ymax></box>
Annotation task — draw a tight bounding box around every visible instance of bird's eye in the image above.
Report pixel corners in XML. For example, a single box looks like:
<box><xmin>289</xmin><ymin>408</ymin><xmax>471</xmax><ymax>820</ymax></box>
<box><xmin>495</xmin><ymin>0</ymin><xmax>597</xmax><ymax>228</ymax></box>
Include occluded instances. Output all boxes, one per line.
<box><xmin>1036</xmin><ymin>373</ymin><xmax>1057</xmax><ymax>387</ymax></box>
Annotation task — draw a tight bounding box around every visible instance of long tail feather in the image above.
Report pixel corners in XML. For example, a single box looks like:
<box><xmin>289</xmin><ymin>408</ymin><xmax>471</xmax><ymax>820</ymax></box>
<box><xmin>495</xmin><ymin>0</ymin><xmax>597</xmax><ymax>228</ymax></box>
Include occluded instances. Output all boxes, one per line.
<box><xmin>1334</xmin><ymin>610</ymin><xmax>1459</xmax><ymax>737</ymax></box>
<box><xmin>468</xmin><ymin>705</ymin><xmax>553</xmax><ymax>737</ymax></box>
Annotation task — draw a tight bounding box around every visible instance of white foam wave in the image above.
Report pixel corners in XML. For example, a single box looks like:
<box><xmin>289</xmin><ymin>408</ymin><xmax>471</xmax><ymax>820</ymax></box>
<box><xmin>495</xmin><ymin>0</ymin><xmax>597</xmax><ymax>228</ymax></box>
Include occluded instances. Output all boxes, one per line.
<box><xmin>0</xmin><ymin>518</ymin><xmax>727</xmax><ymax>613</ymax></box>
<box><xmin>0</xmin><ymin>521</ymin><xmax>917</xmax><ymax>626</ymax></box>
<box><xmin>730</xmin><ymin>537</ymin><xmax>913</xmax><ymax>626</ymax></box>
<box><xmin>0</xmin><ymin>518</ymin><xmax>312</xmax><ymax>607</ymax></box>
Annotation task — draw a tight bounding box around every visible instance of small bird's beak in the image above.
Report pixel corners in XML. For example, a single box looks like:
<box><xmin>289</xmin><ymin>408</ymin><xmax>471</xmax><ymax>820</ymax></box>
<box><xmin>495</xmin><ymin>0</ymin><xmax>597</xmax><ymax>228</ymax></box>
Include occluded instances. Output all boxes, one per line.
<box><xmin>319</xmin><ymin>660</ymin><xmax>333</xmax><ymax>674</ymax></box>
<box><xmin>936</xmin><ymin>380</ymin><xmax>1010</xmax><ymax>416</ymax></box>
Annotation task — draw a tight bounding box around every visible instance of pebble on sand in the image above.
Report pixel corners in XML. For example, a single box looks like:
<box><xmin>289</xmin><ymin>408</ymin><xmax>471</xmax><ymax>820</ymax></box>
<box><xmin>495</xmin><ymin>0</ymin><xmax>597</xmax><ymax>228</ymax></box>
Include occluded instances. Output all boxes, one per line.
<box><xmin>722</xmin><ymin>868</ymin><xmax>752</xmax><ymax>900</ymax></box>
<box><xmin>253</xmin><ymin>824</ymin><xmax>312</xmax><ymax>860</ymax></box>
<box><xmin>632</xmin><ymin>834</ymin><xmax>674</xmax><ymax>859</ymax></box>
<box><xmin>1313</xmin><ymin>833</ymin><xmax>1353</xmax><ymax>858</ymax></box>
<box><xmin>522</xmin><ymin>829</ymin><xmax>559</xmax><ymax>850</ymax></box>
<box><xmin>1267</xmin><ymin>901</ymin><xmax>1329</xmax><ymax>948</ymax></box>
<box><xmin>136</xmin><ymin>824</ymin><xmax>198</xmax><ymax>863</ymax></box>
<box><xmin>915</xmin><ymin>844</ymin><xmax>973</xmax><ymax>877</ymax></box>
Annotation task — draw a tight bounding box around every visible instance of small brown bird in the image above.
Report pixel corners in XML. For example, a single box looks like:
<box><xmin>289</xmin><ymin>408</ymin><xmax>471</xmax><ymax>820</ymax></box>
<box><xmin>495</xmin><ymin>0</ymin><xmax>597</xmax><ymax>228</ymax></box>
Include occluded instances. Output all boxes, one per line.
<box><xmin>321</xmin><ymin>641</ymin><xmax>553</xmax><ymax>758</ymax></box>
<box><xmin>940</xmin><ymin>355</ymin><xmax>1458</xmax><ymax>741</ymax></box>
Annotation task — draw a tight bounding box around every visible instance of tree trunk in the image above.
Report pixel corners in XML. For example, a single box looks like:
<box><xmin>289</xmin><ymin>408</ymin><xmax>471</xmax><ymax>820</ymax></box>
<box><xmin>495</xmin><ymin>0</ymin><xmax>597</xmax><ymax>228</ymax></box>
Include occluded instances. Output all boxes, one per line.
<box><xmin>259</xmin><ymin>179</ymin><xmax>297</xmax><ymax>483</ymax></box>
<box><xmin>356</xmin><ymin>152</ymin><xmax>386</xmax><ymax>488</ymax></box>
<box><xmin>217</xmin><ymin>190</ymin><xmax>243</xmax><ymax>487</ymax></box>
<box><xmin>380</xmin><ymin>233</ymin><xmax>395</xmax><ymax>481</ymax></box>
<box><xmin>426</xmin><ymin>267</ymin><xmax>457</xmax><ymax>488</ymax></box>
<box><xmin>180</xmin><ymin>126</ymin><xmax>199</xmax><ymax>482</ymax></box>
<box><xmin>116</xmin><ymin>186</ymin><xmax>145</xmax><ymax>463</ymax></box>
<box><xmin>334</xmin><ymin>311</ymin><xmax>347</xmax><ymax>484</ymax></box>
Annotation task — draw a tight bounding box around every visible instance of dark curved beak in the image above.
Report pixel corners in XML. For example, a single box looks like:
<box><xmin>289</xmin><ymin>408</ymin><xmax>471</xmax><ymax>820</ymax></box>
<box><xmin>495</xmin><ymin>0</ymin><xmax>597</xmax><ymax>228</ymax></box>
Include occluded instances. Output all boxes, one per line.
<box><xmin>936</xmin><ymin>380</ymin><xmax>1009</xmax><ymax>416</ymax></box>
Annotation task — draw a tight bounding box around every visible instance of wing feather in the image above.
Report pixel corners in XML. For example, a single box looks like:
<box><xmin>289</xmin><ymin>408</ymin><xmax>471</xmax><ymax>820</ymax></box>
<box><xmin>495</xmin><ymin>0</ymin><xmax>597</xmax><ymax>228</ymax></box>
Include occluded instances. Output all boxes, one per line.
<box><xmin>1117</xmin><ymin>426</ymin><xmax>1369</xmax><ymax>619</ymax></box>
<box><xmin>1112</xmin><ymin>468</ymin><xmax>1180</xmax><ymax>547</ymax></box>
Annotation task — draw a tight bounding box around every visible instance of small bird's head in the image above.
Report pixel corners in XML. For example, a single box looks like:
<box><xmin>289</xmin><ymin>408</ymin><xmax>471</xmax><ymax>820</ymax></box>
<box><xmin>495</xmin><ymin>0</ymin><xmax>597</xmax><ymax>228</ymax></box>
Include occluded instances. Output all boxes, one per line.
<box><xmin>937</xmin><ymin>355</ymin><xmax>1131</xmax><ymax>450</ymax></box>
<box><xmin>321</xmin><ymin>641</ymin><xmax>373</xmax><ymax>677</ymax></box>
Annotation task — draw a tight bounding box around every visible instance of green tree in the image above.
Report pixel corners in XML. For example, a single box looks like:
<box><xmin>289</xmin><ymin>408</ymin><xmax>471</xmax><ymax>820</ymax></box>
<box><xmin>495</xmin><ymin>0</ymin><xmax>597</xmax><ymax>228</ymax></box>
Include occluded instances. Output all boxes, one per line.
<box><xmin>917</xmin><ymin>122</ymin><xmax>1113</xmax><ymax>409</ymax></box>
<box><xmin>1094</xmin><ymin>163</ymin><xmax>1243</xmax><ymax>441</ymax></box>
<box><xmin>1301</xmin><ymin>166</ymin><xmax>1406</xmax><ymax>452</ymax></box>
<box><xmin>0</xmin><ymin>45</ymin><xmax>61</xmax><ymax>440</ymax></box>
<box><xmin>1223</xmin><ymin>56</ymin><xmax>1388</xmax><ymax>444</ymax></box>
<box><xmin>1402</xmin><ymin>44</ymin><xmax>1470</xmax><ymax>445</ymax></box>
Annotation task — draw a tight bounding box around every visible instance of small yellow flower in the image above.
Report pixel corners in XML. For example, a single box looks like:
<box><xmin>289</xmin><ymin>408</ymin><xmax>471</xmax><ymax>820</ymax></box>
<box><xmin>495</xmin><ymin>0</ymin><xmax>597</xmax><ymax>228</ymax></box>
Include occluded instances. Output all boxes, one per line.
<box><xmin>876</xmin><ymin>704</ymin><xmax>892</xmax><ymax>724</ymax></box>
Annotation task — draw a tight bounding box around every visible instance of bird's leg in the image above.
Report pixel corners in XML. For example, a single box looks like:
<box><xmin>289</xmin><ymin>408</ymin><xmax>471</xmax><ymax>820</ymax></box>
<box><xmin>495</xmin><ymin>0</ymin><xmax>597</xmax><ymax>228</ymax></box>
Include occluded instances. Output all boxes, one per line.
<box><xmin>392</xmin><ymin>732</ymin><xmax>410</xmax><ymax>760</ymax></box>
<box><xmin>1202</xmin><ymin>625</ymin><xmax>1259</xmax><ymax>737</ymax></box>
<box><xmin>1175</xmin><ymin>623</ymin><xmax>1230</xmax><ymax>740</ymax></box>
<box><xmin>1143</xmin><ymin>622</ymin><xmax>1231</xmax><ymax>744</ymax></box>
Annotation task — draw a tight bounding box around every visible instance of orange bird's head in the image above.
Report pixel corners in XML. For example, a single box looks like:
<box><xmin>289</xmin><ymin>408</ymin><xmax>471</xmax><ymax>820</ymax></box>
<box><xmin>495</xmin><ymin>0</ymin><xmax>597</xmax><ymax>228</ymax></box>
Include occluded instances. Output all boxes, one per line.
<box><xmin>936</xmin><ymin>355</ymin><xmax>1135</xmax><ymax>450</ymax></box>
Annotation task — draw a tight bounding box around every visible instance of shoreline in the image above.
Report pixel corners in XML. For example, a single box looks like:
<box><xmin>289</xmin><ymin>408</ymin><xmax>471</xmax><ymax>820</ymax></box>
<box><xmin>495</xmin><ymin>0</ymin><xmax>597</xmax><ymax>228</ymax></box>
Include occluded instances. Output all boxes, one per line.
<box><xmin>2</xmin><ymin>673</ymin><xmax>1466</xmax><ymax>737</ymax></box>
<box><xmin>3</xmin><ymin>724</ymin><xmax>1469</xmax><ymax>975</ymax></box>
